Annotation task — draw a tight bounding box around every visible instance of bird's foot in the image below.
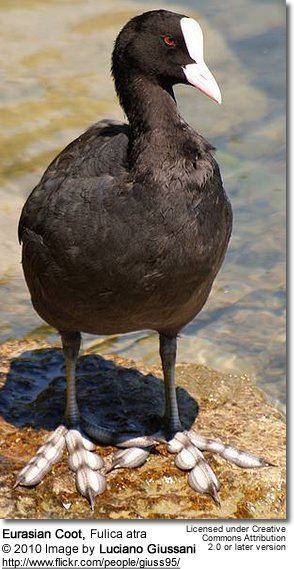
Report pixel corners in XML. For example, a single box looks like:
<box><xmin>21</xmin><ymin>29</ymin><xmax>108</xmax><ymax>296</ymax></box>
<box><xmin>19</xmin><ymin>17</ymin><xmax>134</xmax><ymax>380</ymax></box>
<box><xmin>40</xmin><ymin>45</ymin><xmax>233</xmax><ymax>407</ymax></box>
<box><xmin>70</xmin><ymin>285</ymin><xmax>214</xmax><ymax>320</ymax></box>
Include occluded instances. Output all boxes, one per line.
<box><xmin>15</xmin><ymin>426</ymin><xmax>274</xmax><ymax>509</ymax></box>
<box><xmin>167</xmin><ymin>430</ymin><xmax>273</xmax><ymax>505</ymax></box>
<box><xmin>15</xmin><ymin>425</ymin><xmax>106</xmax><ymax>510</ymax></box>
<box><xmin>65</xmin><ymin>429</ymin><xmax>106</xmax><ymax>509</ymax></box>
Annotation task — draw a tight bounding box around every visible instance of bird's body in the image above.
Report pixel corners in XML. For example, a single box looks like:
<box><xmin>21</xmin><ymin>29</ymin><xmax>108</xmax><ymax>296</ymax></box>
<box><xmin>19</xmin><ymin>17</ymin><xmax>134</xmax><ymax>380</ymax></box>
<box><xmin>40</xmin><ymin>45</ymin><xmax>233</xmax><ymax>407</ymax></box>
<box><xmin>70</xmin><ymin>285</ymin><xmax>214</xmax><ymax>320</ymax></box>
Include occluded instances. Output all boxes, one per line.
<box><xmin>19</xmin><ymin>118</ymin><xmax>231</xmax><ymax>336</ymax></box>
<box><xmin>16</xmin><ymin>10</ymin><xmax>269</xmax><ymax>508</ymax></box>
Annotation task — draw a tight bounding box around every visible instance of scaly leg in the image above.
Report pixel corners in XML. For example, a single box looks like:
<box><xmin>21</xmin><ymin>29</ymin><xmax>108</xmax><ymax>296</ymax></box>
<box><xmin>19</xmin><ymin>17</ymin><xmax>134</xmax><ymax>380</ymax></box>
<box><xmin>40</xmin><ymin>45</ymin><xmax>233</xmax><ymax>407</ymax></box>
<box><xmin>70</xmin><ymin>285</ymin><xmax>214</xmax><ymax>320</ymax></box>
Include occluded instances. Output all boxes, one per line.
<box><xmin>159</xmin><ymin>333</ymin><xmax>182</xmax><ymax>435</ymax></box>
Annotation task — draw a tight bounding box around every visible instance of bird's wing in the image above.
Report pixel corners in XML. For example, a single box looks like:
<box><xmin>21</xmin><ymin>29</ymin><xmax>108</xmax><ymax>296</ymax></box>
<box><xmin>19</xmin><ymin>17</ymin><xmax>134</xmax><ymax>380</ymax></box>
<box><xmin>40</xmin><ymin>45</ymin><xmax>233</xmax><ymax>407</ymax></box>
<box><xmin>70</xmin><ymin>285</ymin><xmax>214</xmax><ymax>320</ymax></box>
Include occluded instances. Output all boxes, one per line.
<box><xmin>18</xmin><ymin>119</ymin><xmax>130</xmax><ymax>243</ymax></box>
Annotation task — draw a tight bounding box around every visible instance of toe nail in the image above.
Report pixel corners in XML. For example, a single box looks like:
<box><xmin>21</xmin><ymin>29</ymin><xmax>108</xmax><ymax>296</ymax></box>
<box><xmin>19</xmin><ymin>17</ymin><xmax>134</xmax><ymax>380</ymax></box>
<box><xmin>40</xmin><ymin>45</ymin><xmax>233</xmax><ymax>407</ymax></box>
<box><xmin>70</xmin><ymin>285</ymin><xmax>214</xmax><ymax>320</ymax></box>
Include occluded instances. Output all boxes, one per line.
<box><xmin>262</xmin><ymin>459</ymin><xmax>276</xmax><ymax>467</ymax></box>
<box><xmin>87</xmin><ymin>489</ymin><xmax>95</xmax><ymax>511</ymax></box>
<box><xmin>209</xmin><ymin>485</ymin><xmax>221</xmax><ymax>506</ymax></box>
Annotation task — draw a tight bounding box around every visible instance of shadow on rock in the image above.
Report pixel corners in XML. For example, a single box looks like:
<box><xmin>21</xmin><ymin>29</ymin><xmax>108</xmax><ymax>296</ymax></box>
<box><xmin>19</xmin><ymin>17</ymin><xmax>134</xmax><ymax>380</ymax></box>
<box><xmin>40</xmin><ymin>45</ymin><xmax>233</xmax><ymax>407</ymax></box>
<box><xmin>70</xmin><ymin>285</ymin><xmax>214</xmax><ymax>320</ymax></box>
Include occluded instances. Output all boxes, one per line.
<box><xmin>0</xmin><ymin>348</ymin><xmax>198</xmax><ymax>439</ymax></box>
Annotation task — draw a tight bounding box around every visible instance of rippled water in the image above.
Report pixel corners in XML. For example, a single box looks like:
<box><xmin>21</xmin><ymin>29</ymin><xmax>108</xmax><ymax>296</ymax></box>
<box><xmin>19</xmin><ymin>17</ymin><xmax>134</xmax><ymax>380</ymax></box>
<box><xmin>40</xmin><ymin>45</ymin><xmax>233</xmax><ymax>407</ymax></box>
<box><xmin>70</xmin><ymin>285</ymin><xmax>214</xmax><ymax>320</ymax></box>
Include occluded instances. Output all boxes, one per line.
<box><xmin>0</xmin><ymin>0</ymin><xmax>286</xmax><ymax>409</ymax></box>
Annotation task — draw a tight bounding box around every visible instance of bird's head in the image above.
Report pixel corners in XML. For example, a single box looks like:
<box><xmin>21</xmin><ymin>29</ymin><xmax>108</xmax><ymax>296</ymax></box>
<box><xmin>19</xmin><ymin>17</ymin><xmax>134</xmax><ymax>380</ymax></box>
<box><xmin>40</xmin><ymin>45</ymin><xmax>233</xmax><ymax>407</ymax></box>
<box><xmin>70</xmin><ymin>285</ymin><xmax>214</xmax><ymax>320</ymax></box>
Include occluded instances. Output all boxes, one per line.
<box><xmin>112</xmin><ymin>9</ymin><xmax>221</xmax><ymax>105</ymax></box>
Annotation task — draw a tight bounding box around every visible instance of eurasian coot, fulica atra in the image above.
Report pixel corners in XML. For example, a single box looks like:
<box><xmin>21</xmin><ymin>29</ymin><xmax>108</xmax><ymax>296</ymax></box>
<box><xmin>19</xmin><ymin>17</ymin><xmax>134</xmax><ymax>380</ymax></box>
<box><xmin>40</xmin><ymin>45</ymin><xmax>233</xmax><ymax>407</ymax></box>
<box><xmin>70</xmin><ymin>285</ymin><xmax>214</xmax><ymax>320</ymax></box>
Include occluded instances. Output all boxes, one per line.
<box><xmin>17</xmin><ymin>10</ymin><xmax>271</xmax><ymax>508</ymax></box>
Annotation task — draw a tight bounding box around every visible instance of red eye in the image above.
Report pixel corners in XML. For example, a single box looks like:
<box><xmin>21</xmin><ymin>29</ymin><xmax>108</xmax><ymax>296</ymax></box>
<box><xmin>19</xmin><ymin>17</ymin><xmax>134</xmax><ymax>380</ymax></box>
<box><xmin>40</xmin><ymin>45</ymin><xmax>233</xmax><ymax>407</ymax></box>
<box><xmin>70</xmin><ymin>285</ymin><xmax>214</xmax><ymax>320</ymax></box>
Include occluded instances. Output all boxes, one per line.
<box><xmin>162</xmin><ymin>35</ymin><xmax>176</xmax><ymax>47</ymax></box>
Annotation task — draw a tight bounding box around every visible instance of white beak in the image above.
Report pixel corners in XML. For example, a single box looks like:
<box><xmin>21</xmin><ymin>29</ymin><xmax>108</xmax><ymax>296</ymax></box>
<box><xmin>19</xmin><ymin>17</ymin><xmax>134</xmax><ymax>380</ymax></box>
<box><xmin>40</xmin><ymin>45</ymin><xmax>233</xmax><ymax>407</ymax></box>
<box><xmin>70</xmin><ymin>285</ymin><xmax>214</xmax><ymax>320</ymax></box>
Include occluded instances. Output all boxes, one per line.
<box><xmin>182</xmin><ymin>62</ymin><xmax>222</xmax><ymax>104</ymax></box>
<box><xmin>180</xmin><ymin>17</ymin><xmax>222</xmax><ymax>105</ymax></box>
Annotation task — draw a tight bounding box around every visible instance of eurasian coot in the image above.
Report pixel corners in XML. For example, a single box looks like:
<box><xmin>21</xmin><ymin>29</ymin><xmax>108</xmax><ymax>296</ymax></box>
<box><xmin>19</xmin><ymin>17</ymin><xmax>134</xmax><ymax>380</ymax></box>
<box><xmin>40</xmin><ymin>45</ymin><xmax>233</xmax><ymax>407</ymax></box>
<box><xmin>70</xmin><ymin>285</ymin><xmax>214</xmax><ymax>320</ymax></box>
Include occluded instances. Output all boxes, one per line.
<box><xmin>17</xmin><ymin>10</ymin><xmax>270</xmax><ymax>508</ymax></box>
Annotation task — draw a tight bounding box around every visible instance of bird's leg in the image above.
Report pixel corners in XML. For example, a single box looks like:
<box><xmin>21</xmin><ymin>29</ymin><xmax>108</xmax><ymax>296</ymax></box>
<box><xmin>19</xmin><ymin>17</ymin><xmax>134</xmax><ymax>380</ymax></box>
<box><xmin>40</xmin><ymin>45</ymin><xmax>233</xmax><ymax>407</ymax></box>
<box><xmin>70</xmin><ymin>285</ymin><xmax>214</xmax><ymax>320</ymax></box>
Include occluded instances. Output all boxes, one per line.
<box><xmin>158</xmin><ymin>333</ymin><xmax>218</xmax><ymax>502</ymax></box>
<box><xmin>158</xmin><ymin>334</ymin><xmax>273</xmax><ymax>504</ymax></box>
<box><xmin>15</xmin><ymin>332</ymin><xmax>106</xmax><ymax>509</ymax></box>
<box><xmin>159</xmin><ymin>333</ymin><xmax>182</xmax><ymax>435</ymax></box>
<box><xmin>158</xmin><ymin>334</ymin><xmax>220</xmax><ymax>502</ymax></box>
<box><xmin>63</xmin><ymin>331</ymin><xmax>81</xmax><ymax>427</ymax></box>
<box><xmin>107</xmin><ymin>334</ymin><xmax>182</xmax><ymax>473</ymax></box>
<box><xmin>62</xmin><ymin>332</ymin><xmax>106</xmax><ymax>508</ymax></box>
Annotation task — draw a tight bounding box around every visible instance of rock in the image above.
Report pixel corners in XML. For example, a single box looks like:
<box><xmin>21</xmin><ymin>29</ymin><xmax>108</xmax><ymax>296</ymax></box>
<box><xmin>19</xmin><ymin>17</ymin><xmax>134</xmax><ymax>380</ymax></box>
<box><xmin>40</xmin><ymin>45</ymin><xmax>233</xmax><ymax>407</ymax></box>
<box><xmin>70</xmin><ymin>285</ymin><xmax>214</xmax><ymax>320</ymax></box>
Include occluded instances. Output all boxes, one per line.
<box><xmin>0</xmin><ymin>339</ymin><xmax>285</xmax><ymax>519</ymax></box>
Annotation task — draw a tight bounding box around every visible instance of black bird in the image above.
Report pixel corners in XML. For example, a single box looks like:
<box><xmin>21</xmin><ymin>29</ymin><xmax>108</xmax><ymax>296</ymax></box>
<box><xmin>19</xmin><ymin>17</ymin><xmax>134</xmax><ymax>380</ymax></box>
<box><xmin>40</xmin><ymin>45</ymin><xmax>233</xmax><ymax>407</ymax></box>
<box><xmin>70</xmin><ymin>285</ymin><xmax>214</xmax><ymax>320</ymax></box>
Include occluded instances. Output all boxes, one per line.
<box><xmin>17</xmin><ymin>10</ymin><xmax>270</xmax><ymax>508</ymax></box>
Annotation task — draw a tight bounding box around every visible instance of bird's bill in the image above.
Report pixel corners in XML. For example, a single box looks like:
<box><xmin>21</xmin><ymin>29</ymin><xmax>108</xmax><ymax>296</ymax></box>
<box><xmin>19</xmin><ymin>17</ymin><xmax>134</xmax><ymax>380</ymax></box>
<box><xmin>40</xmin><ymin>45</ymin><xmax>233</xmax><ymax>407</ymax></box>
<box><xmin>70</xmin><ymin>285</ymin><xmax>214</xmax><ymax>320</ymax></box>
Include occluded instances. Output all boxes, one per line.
<box><xmin>180</xmin><ymin>16</ymin><xmax>222</xmax><ymax>104</ymax></box>
<box><xmin>182</xmin><ymin>62</ymin><xmax>222</xmax><ymax>104</ymax></box>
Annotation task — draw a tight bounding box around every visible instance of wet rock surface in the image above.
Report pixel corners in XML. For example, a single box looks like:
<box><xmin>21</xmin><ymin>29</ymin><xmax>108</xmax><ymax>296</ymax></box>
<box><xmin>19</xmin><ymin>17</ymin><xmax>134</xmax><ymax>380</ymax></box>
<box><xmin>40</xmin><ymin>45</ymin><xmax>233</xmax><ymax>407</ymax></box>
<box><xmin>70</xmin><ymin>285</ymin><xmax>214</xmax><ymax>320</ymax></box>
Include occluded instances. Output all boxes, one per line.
<box><xmin>0</xmin><ymin>340</ymin><xmax>285</xmax><ymax>519</ymax></box>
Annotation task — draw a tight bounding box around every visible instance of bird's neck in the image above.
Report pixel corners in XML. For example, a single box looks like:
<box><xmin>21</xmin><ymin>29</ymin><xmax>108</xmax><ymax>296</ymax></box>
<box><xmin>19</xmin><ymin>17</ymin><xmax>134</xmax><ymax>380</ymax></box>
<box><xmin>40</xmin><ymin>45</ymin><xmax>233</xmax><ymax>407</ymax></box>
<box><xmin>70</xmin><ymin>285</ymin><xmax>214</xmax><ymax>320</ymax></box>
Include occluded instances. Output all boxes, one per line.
<box><xmin>119</xmin><ymin>74</ymin><xmax>180</xmax><ymax>133</ymax></box>
<box><xmin>115</xmin><ymin>72</ymin><xmax>201</xmax><ymax>170</ymax></box>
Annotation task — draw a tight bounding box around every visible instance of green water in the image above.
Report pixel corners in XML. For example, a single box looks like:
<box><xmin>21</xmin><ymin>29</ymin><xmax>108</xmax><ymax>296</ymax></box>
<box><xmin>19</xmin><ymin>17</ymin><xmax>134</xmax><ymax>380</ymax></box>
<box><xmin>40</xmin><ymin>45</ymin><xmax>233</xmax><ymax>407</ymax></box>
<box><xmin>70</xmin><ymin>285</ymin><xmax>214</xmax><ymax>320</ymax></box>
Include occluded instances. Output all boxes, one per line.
<box><xmin>0</xmin><ymin>0</ymin><xmax>286</xmax><ymax>409</ymax></box>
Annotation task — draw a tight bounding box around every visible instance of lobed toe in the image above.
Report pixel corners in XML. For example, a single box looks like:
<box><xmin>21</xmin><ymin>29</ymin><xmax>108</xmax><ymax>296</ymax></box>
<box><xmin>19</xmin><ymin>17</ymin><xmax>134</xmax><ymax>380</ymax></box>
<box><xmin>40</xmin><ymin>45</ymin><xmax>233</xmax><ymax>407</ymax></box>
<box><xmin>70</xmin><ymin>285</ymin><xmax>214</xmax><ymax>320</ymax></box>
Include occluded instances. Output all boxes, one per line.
<box><xmin>110</xmin><ymin>447</ymin><xmax>150</xmax><ymax>470</ymax></box>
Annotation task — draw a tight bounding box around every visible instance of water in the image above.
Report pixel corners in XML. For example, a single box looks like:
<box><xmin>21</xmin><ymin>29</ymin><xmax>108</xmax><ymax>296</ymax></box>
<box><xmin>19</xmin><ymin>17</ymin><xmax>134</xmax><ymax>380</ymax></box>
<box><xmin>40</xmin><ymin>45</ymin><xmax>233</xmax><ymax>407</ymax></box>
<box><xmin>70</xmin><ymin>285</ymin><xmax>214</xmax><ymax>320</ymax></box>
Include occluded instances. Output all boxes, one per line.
<box><xmin>0</xmin><ymin>0</ymin><xmax>286</xmax><ymax>409</ymax></box>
